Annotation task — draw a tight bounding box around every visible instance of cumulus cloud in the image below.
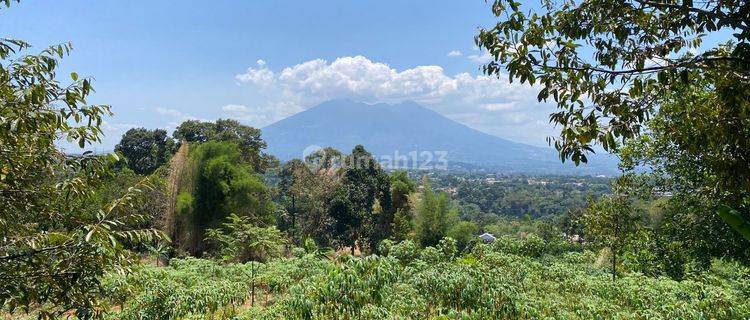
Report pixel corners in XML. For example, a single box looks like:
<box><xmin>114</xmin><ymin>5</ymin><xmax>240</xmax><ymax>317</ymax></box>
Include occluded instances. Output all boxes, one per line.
<box><xmin>233</xmin><ymin>56</ymin><xmax>558</xmax><ymax>146</ymax></box>
<box><xmin>235</xmin><ymin>59</ymin><xmax>276</xmax><ymax>86</ymax></box>
<box><xmin>447</xmin><ymin>50</ymin><xmax>462</xmax><ymax>57</ymax></box>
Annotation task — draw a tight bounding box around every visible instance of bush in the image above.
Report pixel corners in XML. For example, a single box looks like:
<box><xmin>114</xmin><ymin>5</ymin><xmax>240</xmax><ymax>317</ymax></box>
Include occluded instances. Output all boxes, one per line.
<box><xmin>101</xmin><ymin>241</ymin><xmax>750</xmax><ymax>320</ymax></box>
<box><xmin>388</xmin><ymin>240</ymin><xmax>419</xmax><ymax>265</ymax></box>
<box><xmin>205</xmin><ymin>214</ymin><xmax>287</xmax><ymax>263</ymax></box>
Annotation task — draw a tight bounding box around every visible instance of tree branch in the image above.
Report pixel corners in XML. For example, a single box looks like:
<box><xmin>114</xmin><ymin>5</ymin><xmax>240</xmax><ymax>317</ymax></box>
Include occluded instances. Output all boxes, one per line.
<box><xmin>534</xmin><ymin>56</ymin><xmax>746</xmax><ymax>76</ymax></box>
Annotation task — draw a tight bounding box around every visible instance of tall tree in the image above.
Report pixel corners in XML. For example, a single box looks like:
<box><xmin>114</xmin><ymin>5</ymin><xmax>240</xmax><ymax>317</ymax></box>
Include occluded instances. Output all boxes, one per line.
<box><xmin>115</xmin><ymin>128</ymin><xmax>175</xmax><ymax>175</ymax></box>
<box><xmin>389</xmin><ymin>170</ymin><xmax>417</xmax><ymax>241</ymax></box>
<box><xmin>581</xmin><ymin>194</ymin><xmax>640</xmax><ymax>281</ymax></box>
<box><xmin>0</xmin><ymin>15</ymin><xmax>163</xmax><ymax>317</ymax></box>
<box><xmin>305</xmin><ymin>146</ymin><xmax>343</xmax><ymax>173</ymax></box>
<box><xmin>619</xmin><ymin>65</ymin><xmax>750</xmax><ymax>262</ymax></box>
<box><xmin>328</xmin><ymin>187</ymin><xmax>359</xmax><ymax>253</ymax></box>
<box><xmin>476</xmin><ymin>0</ymin><xmax>749</xmax><ymax>238</ymax></box>
<box><xmin>278</xmin><ymin>159</ymin><xmax>311</xmax><ymax>244</ymax></box>
<box><xmin>173</xmin><ymin>119</ymin><xmax>276</xmax><ymax>173</ymax></box>
<box><xmin>329</xmin><ymin>145</ymin><xmax>391</xmax><ymax>253</ymax></box>
<box><xmin>176</xmin><ymin>141</ymin><xmax>274</xmax><ymax>254</ymax></box>
<box><xmin>476</xmin><ymin>0</ymin><xmax>749</xmax><ymax>164</ymax></box>
<box><xmin>414</xmin><ymin>177</ymin><xmax>460</xmax><ymax>248</ymax></box>
<box><xmin>172</xmin><ymin>120</ymin><xmax>216</xmax><ymax>143</ymax></box>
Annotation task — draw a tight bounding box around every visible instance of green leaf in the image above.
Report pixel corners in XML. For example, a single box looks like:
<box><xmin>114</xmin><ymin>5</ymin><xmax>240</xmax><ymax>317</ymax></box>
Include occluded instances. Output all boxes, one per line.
<box><xmin>717</xmin><ymin>205</ymin><xmax>750</xmax><ymax>241</ymax></box>
<box><xmin>85</xmin><ymin>228</ymin><xmax>95</xmax><ymax>242</ymax></box>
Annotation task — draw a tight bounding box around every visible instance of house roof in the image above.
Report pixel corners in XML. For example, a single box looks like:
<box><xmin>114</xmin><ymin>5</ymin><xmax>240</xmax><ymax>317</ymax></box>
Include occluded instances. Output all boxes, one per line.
<box><xmin>479</xmin><ymin>233</ymin><xmax>496</xmax><ymax>242</ymax></box>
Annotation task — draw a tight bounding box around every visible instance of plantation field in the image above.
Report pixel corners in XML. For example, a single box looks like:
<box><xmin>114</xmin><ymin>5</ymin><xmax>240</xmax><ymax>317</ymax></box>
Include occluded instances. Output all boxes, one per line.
<box><xmin>96</xmin><ymin>239</ymin><xmax>750</xmax><ymax>320</ymax></box>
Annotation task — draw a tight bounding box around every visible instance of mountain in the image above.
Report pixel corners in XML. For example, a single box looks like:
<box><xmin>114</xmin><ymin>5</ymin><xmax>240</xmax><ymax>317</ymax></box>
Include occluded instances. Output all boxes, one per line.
<box><xmin>261</xmin><ymin>99</ymin><xmax>619</xmax><ymax>175</ymax></box>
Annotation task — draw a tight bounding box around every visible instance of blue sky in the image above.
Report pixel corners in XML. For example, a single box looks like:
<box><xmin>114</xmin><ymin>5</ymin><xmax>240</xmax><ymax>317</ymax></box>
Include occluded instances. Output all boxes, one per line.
<box><xmin>1</xmin><ymin>1</ymin><xmax>731</xmax><ymax>152</ymax></box>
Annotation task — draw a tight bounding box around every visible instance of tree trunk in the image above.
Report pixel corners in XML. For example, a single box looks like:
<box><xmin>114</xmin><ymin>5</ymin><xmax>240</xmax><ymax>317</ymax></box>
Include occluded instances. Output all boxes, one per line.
<box><xmin>291</xmin><ymin>194</ymin><xmax>296</xmax><ymax>244</ymax></box>
<box><xmin>251</xmin><ymin>262</ymin><xmax>256</xmax><ymax>307</ymax></box>
<box><xmin>612</xmin><ymin>249</ymin><xmax>617</xmax><ymax>282</ymax></box>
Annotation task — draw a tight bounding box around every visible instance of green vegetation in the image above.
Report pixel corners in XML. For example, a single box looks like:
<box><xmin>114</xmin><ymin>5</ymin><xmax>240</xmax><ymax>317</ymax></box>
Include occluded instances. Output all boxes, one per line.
<box><xmin>414</xmin><ymin>179</ymin><xmax>460</xmax><ymax>248</ymax></box>
<box><xmin>3</xmin><ymin>0</ymin><xmax>750</xmax><ymax>318</ymax></box>
<box><xmin>174</xmin><ymin>119</ymin><xmax>277</xmax><ymax>173</ymax></box>
<box><xmin>205</xmin><ymin>214</ymin><xmax>286</xmax><ymax>263</ymax></box>
<box><xmin>172</xmin><ymin>140</ymin><xmax>275</xmax><ymax>255</ymax></box>
<box><xmin>0</xmin><ymin>22</ymin><xmax>164</xmax><ymax>318</ymax></box>
<box><xmin>476</xmin><ymin>0</ymin><xmax>749</xmax><ymax>164</ymax></box>
<box><xmin>98</xmin><ymin>242</ymin><xmax>750</xmax><ymax>319</ymax></box>
<box><xmin>476</xmin><ymin>0</ymin><xmax>749</xmax><ymax>243</ymax></box>
<box><xmin>115</xmin><ymin>128</ymin><xmax>175</xmax><ymax>175</ymax></box>
<box><xmin>433</xmin><ymin>174</ymin><xmax>611</xmax><ymax>220</ymax></box>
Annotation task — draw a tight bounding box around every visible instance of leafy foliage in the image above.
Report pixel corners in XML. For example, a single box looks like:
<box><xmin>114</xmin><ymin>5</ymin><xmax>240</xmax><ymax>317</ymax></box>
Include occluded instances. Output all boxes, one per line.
<box><xmin>173</xmin><ymin>119</ymin><xmax>277</xmax><ymax>173</ymax></box>
<box><xmin>580</xmin><ymin>194</ymin><xmax>641</xmax><ymax>280</ymax></box>
<box><xmin>476</xmin><ymin>0</ymin><xmax>749</xmax><ymax>164</ymax></box>
<box><xmin>445</xmin><ymin>174</ymin><xmax>611</xmax><ymax>221</ymax></box>
<box><xmin>115</xmin><ymin>128</ymin><xmax>176</xmax><ymax>175</ymax></box>
<box><xmin>173</xmin><ymin>141</ymin><xmax>274</xmax><ymax>255</ymax></box>
<box><xmin>414</xmin><ymin>178</ymin><xmax>460</xmax><ymax>248</ymax></box>
<box><xmin>102</xmin><ymin>242</ymin><xmax>750</xmax><ymax>320</ymax></box>
<box><xmin>205</xmin><ymin>213</ymin><xmax>287</xmax><ymax>263</ymax></box>
<box><xmin>327</xmin><ymin>145</ymin><xmax>391</xmax><ymax>253</ymax></box>
<box><xmin>0</xmin><ymin>37</ymin><xmax>164</xmax><ymax>317</ymax></box>
<box><xmin>617</xmin><ymin>63</ymin><xmax>750</xmax><ymax>263</ymax></box>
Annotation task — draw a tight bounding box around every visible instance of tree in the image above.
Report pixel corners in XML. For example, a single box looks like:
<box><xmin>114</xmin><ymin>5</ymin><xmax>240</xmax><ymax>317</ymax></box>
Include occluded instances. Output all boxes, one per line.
<box><xmin>173</xmin><ymin>119</ymin><xmax>216</xmax><ymax>143</ymax></box>
<box><xmin>0</xmin><ymin>19</ymin><xmax>163</xmax><ymax>317</ymax></box>
<box><xmin>389</xmin><ymin>170</ymin><xmax>417</xmax><ymax>241</ymax></box>
<box><xmin>446</xmin><ymin>221</ymin><xmax>479</xmax><ymax>251</ymax></box>
<box><xmin>173</xmin><ymin>119</ymin><xmax>277</xmax><ymax>173</ymax></box>
<box><xmin>581</xmin><ymin>195</ymin><xmax>640</xmax><ymax>281</ymax></box>
<box><xmin>175</xmin><ymin>141</ymin><xmax>274</xmax><ymax>255</ymax></box>
<box><xmin>618</xmin><ymin>66</ymin><xmax>750</xmax><ymax>262</ymax></box>
<box><xmin>205</xmin><ymin>213</ymin><xmax>286</xmax><ymax>263</ymax></box>
<box><xmin>328</xmin><ymin>187</ymin><xmax>360</xmax><ymax>254</ymax></box>
<box><xmin>414</xmin><ymin>178</ymin><xmax>460</xmax><ymax>248</ymax></box>
<box><xmin>305</xmin><ymin>146</ymin><xmax>343</xmax><ymax>173</ymax></box>
<box><xmin>476</xmin><ymin>0</ymin><xmax>749</xmax><ymax>164</ymax></box>
<box><xmin>278</xmin><ymin>159</ymin><xmax>311</xmax><ymax>244</ymax></box>
<box><xmin>115</xmin><ymin>128</ymin><xmax>175</xmax><ymax>175</ymax></box>
<box><xmin>328</xmin><ymin>145</ymin><xmax>391</xmax><ymax>253</ymax></box>
<box><xmin>390</xmin><ymin>170</ymin><xmax>416</xmax><ymax>213</ymax></box>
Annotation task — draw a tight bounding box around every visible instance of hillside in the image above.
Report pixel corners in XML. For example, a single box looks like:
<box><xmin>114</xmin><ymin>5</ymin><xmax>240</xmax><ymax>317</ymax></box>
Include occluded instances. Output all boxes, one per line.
<box><xmin>262</xmin><ymin>99</ymin><xmax>619</xmax><ymax>175</ymax></box>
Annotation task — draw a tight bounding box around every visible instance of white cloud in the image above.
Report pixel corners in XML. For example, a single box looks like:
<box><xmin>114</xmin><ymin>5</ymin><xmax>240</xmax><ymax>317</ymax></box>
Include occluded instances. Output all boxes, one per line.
<box><xmin>235</xmin><ymin>68</ymin><xmax>275</xmax><ymax>86</ymax></box>
<box><xmin>447</xmin><ymin>50</ymin><xmax>462</xmax><ymax>57</ymax></box>
<box><xmin>233</xmin><ymin>56</ymin><xmax>558</xmax><ymax>146</ymax></box>
<box><xmin>220</xmin><ymin>102</ymin><xmax>303</xmax><ymax>128</ymax></box>
<box><xmin>222</xmin><ymin>104</ymin><xmax>248</xmax><ymax>112</ymax></box>
<box><xmin>102</xmin><ymin>121</ymin><xmax>137</xmax><ymax>131</ymax></box>
<box><xmin>238</xmin><ymin>56</ymin><xmax>531</xmax><ymax>104</ymax></box>
<box><xmin>155</xmin><ymin>107</ymin><xmax>190</xmax><ymax>118</ymax></box>
<box><xmin>235</xmin><ymin>59</ymin><xmax>275</xmax><ymax>86</ymax></box>
<box><xmin>481</xmin><ymin>102</ymin><xmax>516</xmax><ymax>111</ymax></box>
<box><xmin>468</xmin><ymin>51</ymin><xmax>493</xmax><ymax>63</ymax></box>
<box><xmin>154</xmin><ymin>107</ymin><xmax>206</xmax><ymax>127</ymax></box>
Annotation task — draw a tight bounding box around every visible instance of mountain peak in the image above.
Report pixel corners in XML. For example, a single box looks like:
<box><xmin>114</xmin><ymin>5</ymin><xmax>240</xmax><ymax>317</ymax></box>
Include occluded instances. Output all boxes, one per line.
<box><xmin>262</xmin><ymin>100</ymin><xmax>618</xmax><ymax>174</ymax></box>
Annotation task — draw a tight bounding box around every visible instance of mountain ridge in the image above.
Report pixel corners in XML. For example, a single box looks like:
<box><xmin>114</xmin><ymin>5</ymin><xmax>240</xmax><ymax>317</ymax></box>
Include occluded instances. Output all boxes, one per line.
<box><xmin>262</xmin><ymin>99</ymin><xmax>619</xmax><ymax>175</ymax></box>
